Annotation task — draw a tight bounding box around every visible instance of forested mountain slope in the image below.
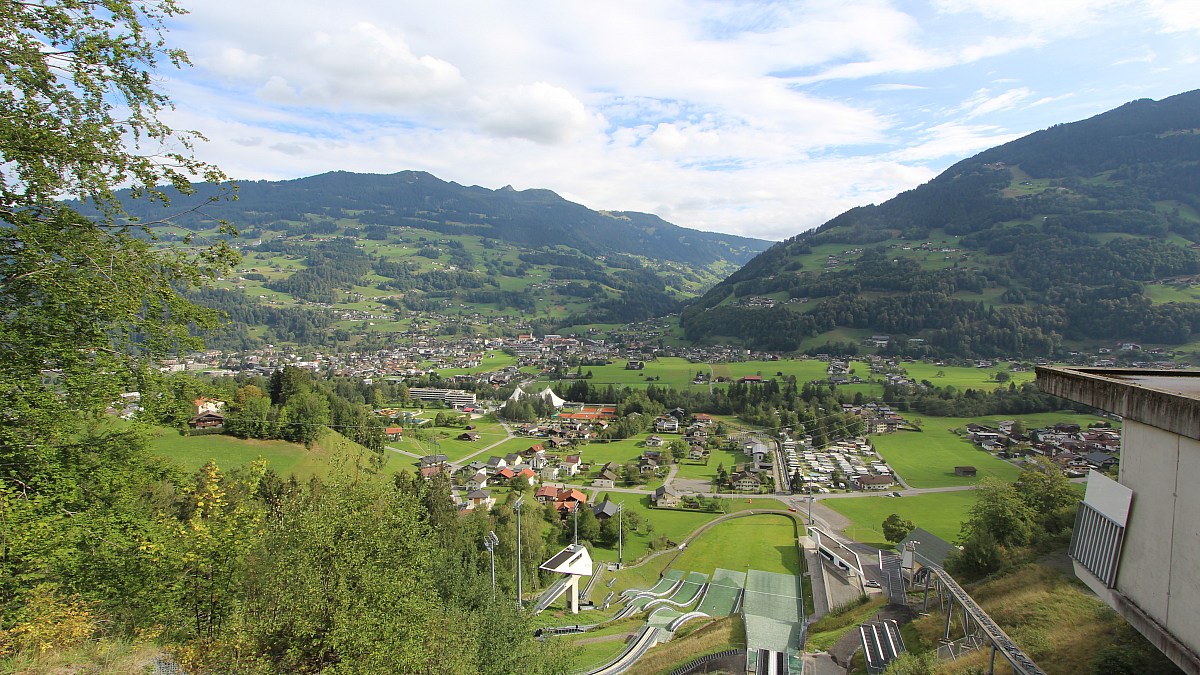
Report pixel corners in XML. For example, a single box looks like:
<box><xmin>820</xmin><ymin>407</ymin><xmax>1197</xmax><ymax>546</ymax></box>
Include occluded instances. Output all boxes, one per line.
<box><xmin>680</xmin><ymin>90</ymin><xmax>1200</xmax><ymax>357</ymax></box>
<box><xmin>90</xmin><ymin>172</ymin><xmax>769</xmax><ymax>346</ymax></box>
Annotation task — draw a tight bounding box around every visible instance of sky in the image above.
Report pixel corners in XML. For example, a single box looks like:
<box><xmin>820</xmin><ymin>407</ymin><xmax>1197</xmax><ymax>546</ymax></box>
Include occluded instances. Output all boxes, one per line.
<box><xmin>160</xmin><ymin>0</ymin><xmax>1200</xmax><ymax>242</ymax></box>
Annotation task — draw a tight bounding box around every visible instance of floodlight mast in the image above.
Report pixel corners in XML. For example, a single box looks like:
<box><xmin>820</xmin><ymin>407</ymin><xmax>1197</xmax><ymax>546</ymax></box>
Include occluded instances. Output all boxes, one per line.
<box><xmin>485</xmin><ymin>530</ymin><xmax>499</xmax><ymax>601</ymax></box>
<box><xmin>514</xmin><ymin>497</ymin><xmax>525</xmax><ymax>608</ymax></box>
<box><xmin>617</xmin><ymin>502</ymin><xmax>624</xmax><ymax>568</ymax></box>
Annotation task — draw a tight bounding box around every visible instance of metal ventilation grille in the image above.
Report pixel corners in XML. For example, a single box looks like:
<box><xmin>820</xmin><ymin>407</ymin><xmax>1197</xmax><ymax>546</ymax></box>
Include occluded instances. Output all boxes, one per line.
<box><xmin>1069</xmin><ymin>500</ymin><xmax>1126</xmax><ymax>588</ymax></box>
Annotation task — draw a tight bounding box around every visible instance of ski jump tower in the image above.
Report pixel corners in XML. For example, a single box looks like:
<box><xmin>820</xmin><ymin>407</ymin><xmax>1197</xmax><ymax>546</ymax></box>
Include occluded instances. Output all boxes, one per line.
<box><xmin>539</xmin><ymin>544</ymin><xmax>593</xmax><ymax>613</ymax></box>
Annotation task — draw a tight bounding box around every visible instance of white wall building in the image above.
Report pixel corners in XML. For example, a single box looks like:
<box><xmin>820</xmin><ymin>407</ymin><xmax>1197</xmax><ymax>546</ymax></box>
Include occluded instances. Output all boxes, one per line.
<box><xmin>1038</xmin><ymin>367</ymin><xmax>1200</xmax><ymax>674</ymax></box>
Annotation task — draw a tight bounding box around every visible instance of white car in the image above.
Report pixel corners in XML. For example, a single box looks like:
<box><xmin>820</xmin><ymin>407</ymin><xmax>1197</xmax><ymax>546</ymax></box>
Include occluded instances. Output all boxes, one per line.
<box><xmin>865</xmin><ymin>580</ymin><xmax>881</xmax><ymax>588</ymax></box>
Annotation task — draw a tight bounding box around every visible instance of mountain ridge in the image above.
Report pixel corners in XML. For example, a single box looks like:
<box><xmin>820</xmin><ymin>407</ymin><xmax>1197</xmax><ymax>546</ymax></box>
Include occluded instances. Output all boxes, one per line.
<box><xmin>680</xmin><ymin>89</ymin><xmax>1200</xmax><ymax>358</ymax></box>
<box><xmin>98</xmin><ymin>170</ymin><xmax>770</xmax><ymax>348</ymax></box>
<box><xmin>109</xmin><ymin>169</ymin><xmax>768</xmax><ymax>268</ymax></box>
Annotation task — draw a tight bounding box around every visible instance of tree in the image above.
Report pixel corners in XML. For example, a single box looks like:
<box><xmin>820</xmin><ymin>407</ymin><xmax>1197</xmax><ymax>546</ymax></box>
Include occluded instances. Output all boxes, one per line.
<box><xmin>668</xmin><ymin>438</ymin><xmax>689</xmax><ymax>463</ymax></box>
<box><xmin>0</xmin><ymin>0</ymin><xmax>237</xmax><ymax>646</ymax></box>
<box><xmin>280</xmin><ymin>392</ymin><xmax>330</xmax><ymax>445</ymax></box>
<box><xmin>576</xmin><ymin>506</ymin><xmax>600</xmax><ymax>544</ymax></box>
<box><xmin>882</xmin><ymin>513</ymin><xmax>915</xmax><ymax>543</ymax></box>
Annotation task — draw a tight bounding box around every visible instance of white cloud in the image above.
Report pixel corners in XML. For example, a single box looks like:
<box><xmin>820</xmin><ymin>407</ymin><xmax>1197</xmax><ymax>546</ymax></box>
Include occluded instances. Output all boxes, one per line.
<box><xmin>1145</xmin><ymin>0</ymin><xmax>1200</xmax><ymax>33</ymax></box>
<box><xmin>157</xmin><ymin>0</ymin><xmax>1200</xmax><ymax>241</ymax></box>
<box><xmin>474</xmin><ymin>82</ymin><xmax>599</xmax><ymax>145</ymax></box>
<box><xmin>889</xmin><ymin>122</ymin><xmax>1023</xmax><ymax>163</ymax></box>
<box><xmin>959</xmin><ymin>88</ymin><xmax>1033</xmax><ymax>119</ymax></box>
<box><xmin>932</xmin><ymin>0</ymin><xmax>1121</xmax><ymax>36</ymax></box>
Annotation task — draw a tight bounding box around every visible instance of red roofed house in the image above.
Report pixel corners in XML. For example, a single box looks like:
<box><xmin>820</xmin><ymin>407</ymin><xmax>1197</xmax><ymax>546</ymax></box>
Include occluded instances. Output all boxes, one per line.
<box><xmin>384</xmin><ymin>426</ymin><xmax>403</xmax><ymax>440</ymax></box>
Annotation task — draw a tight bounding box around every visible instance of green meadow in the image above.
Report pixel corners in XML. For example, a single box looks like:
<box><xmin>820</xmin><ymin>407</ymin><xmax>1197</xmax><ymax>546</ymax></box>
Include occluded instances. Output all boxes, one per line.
<box><xmin>670</xmin><ymin>513</ymin><xmax>802</xmax><ymax>576</ymax></box>
<box><xmin>900</xmin><ymin>362</ymin><xmax>1035</xmax><ymax>389</ymax></box>
<box><xmin>148</xmin><ymin>427</ymin><xmax>404</xmax><ymax>479</ymax></box>
<box><xmin>823</xmin><ymin>490</ymin><xmax>978</xmax><ymax>548</ymax></box>
<box><xmin>871</xmin><ymin>425</ymin><xmax>1021</xmax><ymax>488</ymax></box>
<box><xmin>590</xmin><ymin>493</ymin><xmax>789</xmax><ymax>566</ymax></box>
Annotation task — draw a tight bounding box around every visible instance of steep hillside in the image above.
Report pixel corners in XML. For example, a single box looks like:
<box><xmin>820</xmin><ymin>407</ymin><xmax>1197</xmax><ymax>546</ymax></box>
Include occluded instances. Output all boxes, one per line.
<box><xmin>680</xmin><ymin>90</ymin><xmax>1200</xmax><ymax>358</ymax></box>
<box><xmin>100</xmin><ymin>172</ymin><xmax>767</xmax><ymax>348</ymax></box>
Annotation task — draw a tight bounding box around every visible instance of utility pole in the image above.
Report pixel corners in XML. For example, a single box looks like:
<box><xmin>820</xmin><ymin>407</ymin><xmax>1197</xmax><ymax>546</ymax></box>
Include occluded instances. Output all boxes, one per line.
<box><xmin>573</xmin><ymin>503</ymin><xmax>579</xmax><ymax>545</ymax></box>
<box><xmin>484</xmin><ymin>530</ymin><xmax>499</xmax><ymax>602</ymax></box>
<box><xmin>514</xmin><ymin>497</ymin><xmax>524</xmax><ymax>608</ymax></box>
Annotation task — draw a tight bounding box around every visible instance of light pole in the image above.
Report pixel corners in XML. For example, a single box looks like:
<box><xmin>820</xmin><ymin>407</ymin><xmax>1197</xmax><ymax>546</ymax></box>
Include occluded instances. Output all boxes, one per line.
<box><xmin>484</xmin><ymin>530</ymin><xmax>499</xmax><ymax>602</ymax></box>
<box><xmin>514</xmin><ymin>497</ymin><xmax>524</xmax><ymax>608</ymax></box>
<box><xmin>807</xmin><ymin>484</ymin><xmax>815</xmax><ymax>526</ymax></box>
<box><xmin>617</xmin><ymin>502</ymin><xmax>624</xmax><ymax>568</ymax></box>
<box><xmin>573</xmin><ymin>503</ymin><xmax>579</xmax><ymax>545</ymax></box>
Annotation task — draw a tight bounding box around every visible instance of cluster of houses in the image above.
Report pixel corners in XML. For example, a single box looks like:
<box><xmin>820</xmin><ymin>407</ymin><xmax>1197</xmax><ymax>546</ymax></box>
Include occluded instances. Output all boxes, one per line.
<box><xmin>966</xmin><ymin>421</ymin><xmax>1121</xmax><ymax>475</ymax></box>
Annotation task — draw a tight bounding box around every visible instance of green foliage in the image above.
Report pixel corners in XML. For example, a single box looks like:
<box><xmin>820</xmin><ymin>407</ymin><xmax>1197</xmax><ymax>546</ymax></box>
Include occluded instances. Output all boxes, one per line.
<box><xmin>882</xmin><ymin>651</ymin><xmax>938</xmax><ymax>674</ymax></box>
<box><xmin>948</xmin><ymin>462</ymin><xmax>1080</xmax><ymax>580</ymax></box>
<box><xmin>0</xmin><ymin>0</ymin><xmax>227</xmax><ymax>217</ymax></box>
<box><xmin>881</xmin><ymin>513</ymin><xmax>915</xmax><ymax>543</ymax></box>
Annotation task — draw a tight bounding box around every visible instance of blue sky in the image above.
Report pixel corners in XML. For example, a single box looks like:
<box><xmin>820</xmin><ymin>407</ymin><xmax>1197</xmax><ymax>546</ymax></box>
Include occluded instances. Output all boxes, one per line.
<box><xmin>161</xmin><ymin>0</ymin><xmax>1200</xmax><ymax>241</ymax></box>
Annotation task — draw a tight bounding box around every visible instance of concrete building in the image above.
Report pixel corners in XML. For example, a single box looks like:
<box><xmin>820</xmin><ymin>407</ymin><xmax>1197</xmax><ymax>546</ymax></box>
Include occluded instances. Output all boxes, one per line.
<box><xmin>1037</xmin><ymin>367</ymin><xmax>1200</xmax><ymax>674</ymax></box>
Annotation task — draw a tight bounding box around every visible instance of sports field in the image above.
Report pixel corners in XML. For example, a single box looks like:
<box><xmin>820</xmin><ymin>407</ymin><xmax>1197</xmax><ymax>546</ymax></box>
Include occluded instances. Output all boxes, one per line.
<box><xmin>549</xmin><ymin>357</ymin><xmax>709</xmax><ymax>391</ymax></box>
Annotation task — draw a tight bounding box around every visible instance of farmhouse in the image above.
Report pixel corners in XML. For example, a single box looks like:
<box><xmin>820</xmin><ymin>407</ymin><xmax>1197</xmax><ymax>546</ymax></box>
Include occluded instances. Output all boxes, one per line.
<box><xmin>732</xmin><ymin>472</ymin><xmax>761</xmax><ymax>491</ymax></box>
<box><xmin>652</xmin><ymin>485</ymin><xmax>683</xmax><ymax>508</ymax></box>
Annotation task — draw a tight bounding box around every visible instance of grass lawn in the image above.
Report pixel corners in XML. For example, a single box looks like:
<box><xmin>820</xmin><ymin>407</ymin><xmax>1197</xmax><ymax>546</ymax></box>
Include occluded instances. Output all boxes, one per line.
<box><xmin>625</xmin><ymin>616</ymin><xmax>744</xmax><ymax>675</ymax></box>
<box><xmin>592</xmin><ymin>494</ymin><xmax>790</xmax><ymax>570</ymax></box>
<box><xmin>579</xmin><ymin>436</ymin><xmax>653</xmax><ymax>470</ymax></box>
<box><xmin>148</xmin><ymin>428</ymin><xmax>404</xmax><ymax>479</ymax></box>
<box><xmin>428</xmin><ymin>351</ymin><xmax>517</xmax><ymax>376</ymax></box>
<box><xmin>822</xmin><ymin>490</ymin><xmax>979</xmax><ymax>547</ymax></box>
<box><xmin>871</xmin><ymin>425</ymin><xmax>1021</xmax><ymax>488</ymax></box>
<box><xmin>559</xmin><ymin>618</ymin><xmax>644</xmax><ymax>671</ymax></box>
<box><xmin>673</xmin><ymin>446</ymin><xmax>747</xmax><ymax>481</ymax></box>
<box><xmin>408</xmin><ymin>420</ymin><xmax>510</xmax><ymax>462</ymax></box>
<box><xmin>670</xmin><ymin>514</ymin><xmax>802</xmax><ymax>576</ymax></box>
<box><xmin>874</xmin><ymin>410</ymin><xmax>1114</xmax><ymax>489</ymax></box>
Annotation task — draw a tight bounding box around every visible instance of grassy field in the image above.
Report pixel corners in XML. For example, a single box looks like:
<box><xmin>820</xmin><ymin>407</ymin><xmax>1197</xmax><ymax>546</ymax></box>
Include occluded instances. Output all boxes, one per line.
<box><xmin>822</xmin><ymin>490</ymin><xmax>979</xmax><ymax>548</ymax></box>
<box><xmin>592</xmin><ymin>494</ymin><xmax>790</xmax><ymax>569</ymax></box>
<box><xmin>670</xmin><ymin>514</ymin><xmax>802</xmax><ymax>576</ymax></box>
<box><xmin>148</xmin><ymin>428</ymin><xmax>403</xmax><ymax>479</ymax></box>
<box><xmin>562</xmin><ymin>618</ymin><xmax>644</xmax><ymax>671</ymax></box>
<box><xmin>805</xmin><ymin>596</ymin><xmax>888</xmax><ymax>651</ymax></box>
<box><xmin>905</xmin><ymin>563</ymin><xmax>1181</xmax><ymax>675</ymax></box>
<box><xmin>673</xmin><ymin>446</ymin><xmax>746</xmax><ymax>480</ymax></box>
<box><xmin>548</xmin><ymin>357</ymin><xmax>709</xmax><ymax>391</ymax></box>
<box><xmin>901</xmin><ymin>362</ymin><xmax>1035</xmax><ymax>389</ymax></box>
<box><xmin>580</xmin><ymin>436</ymin><xmax>654</xmax><ymax>470</ymax></box>
<box><xmin>871</xmin><ymin>425</ymin><xmax>1021</xmax><ymax>488</ymax></box>
<box><xmin>400</xmin><ymin>419</ymin><xmax>510</xmax><ymax>462</ymax></box>
<box><xmin>624</xmin><ymin>616</ymin><xmax>744</xmax><ymax>675</ymax></box>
